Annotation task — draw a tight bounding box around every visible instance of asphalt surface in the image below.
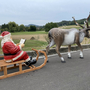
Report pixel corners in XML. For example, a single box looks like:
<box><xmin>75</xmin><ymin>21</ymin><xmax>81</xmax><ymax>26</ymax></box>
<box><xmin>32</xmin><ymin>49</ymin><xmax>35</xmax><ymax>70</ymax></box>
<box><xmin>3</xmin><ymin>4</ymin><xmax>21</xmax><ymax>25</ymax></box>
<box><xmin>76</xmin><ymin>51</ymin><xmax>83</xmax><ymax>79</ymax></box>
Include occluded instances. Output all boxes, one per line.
<box><xmin>0</xmin><ymin>49</ymin><xmax>90</xmax><ymax>90</ymax></box>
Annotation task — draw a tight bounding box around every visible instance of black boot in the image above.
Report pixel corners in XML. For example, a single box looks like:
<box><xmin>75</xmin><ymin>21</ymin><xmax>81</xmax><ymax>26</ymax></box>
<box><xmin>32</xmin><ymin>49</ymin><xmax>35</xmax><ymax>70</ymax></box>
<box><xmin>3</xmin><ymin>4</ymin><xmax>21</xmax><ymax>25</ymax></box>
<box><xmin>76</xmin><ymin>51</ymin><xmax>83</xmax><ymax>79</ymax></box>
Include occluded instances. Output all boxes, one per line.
<box><xmin>29</xmin><ymin>56</ymin><xmax>32</xmax><ymax>60</ymax></box>
<box><xmin>30</xmin><ymin>59</ymin><xmax>37</xmax><ymax>65</ymax></box>
<box><xmin>25</xmin><ymin>59</ymin><xmax>37</xmax><ymax>66</ymax></box>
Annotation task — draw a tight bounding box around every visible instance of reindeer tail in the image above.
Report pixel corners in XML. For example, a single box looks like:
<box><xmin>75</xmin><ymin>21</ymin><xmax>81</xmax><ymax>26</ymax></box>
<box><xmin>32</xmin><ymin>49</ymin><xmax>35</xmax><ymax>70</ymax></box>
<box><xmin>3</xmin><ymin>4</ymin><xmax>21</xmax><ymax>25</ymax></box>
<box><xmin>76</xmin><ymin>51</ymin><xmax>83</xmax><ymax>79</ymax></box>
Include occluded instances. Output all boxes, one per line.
<box><xmin>48</xmin><ymin>31</ymin><xmax>53</xmax><ymax>42</ymax></box>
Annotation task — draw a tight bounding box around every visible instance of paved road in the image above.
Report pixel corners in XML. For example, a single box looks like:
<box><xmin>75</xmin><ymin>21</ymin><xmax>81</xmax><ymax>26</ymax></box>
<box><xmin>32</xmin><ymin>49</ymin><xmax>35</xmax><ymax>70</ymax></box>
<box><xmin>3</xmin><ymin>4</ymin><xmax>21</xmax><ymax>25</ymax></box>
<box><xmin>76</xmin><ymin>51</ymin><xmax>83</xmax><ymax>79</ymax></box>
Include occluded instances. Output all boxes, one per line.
<box><xmin>0</xmin><ymin>49</ymin><xmax>90</xmax><ymax>90</ymax></box>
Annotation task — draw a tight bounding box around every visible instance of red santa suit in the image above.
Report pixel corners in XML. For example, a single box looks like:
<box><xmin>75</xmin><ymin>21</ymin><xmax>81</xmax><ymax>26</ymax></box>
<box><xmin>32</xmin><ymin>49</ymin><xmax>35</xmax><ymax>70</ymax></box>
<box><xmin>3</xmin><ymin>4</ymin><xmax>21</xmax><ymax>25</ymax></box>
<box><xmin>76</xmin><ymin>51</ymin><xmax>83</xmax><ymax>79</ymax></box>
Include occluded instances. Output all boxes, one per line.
<box><xmin>1</xmin><ymin>31</ymin><xmax>30</xmax><ymax>63</ymax></box>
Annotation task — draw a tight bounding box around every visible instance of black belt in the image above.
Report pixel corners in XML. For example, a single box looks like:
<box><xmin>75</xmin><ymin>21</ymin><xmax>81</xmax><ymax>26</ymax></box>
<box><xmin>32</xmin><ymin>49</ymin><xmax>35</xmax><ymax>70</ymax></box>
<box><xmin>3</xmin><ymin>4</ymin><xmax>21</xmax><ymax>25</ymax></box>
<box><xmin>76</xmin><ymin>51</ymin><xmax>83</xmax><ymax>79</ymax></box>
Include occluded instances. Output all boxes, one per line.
<box><xmin>4</xmin><ymin>53</ymin><xmax>17</xmax><ymax>56</ymax></box>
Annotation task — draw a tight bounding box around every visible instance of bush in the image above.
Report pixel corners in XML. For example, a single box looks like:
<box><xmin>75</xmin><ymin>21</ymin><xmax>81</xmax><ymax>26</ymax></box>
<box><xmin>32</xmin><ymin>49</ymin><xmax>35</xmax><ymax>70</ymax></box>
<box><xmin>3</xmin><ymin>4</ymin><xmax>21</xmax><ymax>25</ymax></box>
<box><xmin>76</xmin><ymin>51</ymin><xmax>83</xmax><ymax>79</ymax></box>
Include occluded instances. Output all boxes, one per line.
<box><xmin>28</xmin><ymin>25</ymin><xmax>36</xmax><ymax>31</ymax></box>
<box><xmin>44</xmin><ymin>22</ymin><xmax>58</xmax><ymax>32</ymax></box>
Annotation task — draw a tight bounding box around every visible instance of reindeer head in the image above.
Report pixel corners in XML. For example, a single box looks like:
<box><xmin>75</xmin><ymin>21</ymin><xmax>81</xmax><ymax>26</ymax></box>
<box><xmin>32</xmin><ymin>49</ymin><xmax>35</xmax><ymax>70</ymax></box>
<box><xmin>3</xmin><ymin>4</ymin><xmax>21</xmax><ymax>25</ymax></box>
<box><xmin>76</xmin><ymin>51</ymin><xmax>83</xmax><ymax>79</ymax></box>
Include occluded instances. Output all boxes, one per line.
<box><xmin>84</xmin><ymin>28</ymin><xmax>90</xmax><ymax>38</ymax></box>
<box><xmin>72</xmin><ymin>13</ymin><xmax>90</xmax><ymax>38</ymax></box>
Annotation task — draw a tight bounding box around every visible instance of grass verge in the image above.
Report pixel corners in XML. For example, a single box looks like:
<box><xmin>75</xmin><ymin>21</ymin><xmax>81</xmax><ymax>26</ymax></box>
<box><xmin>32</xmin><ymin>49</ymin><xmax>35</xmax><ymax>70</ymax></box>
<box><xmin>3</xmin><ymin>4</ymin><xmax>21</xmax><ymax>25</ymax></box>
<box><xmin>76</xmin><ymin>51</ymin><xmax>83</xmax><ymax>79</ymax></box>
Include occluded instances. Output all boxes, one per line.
<box><xmin>0</xmin><ymin>39</ymin><xmax>48</xmax><ymax>54</ymax></box>
<box><xmin>11</xmin><ymin>31</ymin><xmax>48</xmax><ymax>35</ymax></box>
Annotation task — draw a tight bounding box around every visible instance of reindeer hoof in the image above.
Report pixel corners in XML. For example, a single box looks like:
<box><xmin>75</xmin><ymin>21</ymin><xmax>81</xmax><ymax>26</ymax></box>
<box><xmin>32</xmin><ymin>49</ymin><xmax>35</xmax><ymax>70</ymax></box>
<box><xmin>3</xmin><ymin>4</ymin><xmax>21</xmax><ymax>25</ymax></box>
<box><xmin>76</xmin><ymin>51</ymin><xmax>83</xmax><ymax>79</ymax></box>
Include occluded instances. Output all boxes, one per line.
<box><xmin>68</xmin><ymin>57</ymin><xmax>71</xmax><ymax>59</ymax></box>
<box><xmin>80</xmin><ymin>57</ymin><xmax>84</xmax><ymax>59</ymax></box>
<box><xmin>61</xmin><ymin>61</ymin><xmax>66</xmax><ymax>63</ymax></box>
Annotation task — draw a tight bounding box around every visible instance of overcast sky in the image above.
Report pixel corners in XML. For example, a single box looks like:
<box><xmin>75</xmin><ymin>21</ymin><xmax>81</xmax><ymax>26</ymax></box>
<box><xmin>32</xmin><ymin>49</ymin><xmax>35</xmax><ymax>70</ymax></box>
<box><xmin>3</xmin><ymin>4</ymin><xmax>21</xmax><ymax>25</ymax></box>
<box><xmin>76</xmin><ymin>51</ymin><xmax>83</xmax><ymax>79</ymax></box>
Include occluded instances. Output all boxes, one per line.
<box><xmin>0</xmin><ymin>0</ymin><xmax>90</xmax><ymax>26</ymax></box>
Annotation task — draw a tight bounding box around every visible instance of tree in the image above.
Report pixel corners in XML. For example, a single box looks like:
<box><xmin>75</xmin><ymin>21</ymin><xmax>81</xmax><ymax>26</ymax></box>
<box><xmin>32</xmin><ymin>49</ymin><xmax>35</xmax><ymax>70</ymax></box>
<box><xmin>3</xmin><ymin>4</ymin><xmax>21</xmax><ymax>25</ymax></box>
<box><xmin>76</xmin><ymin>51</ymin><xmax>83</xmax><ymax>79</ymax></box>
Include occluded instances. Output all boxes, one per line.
<box><xmin>1</xmin><ymin>23</ymin><xmax>9</xmax><ymax>32</ymax></box>
<box><xmin>1</xmin><ymin>23</ymin><xmax>8</xmax><ymax>29</ymax></box>
<box><xmin>8</xmin><ymin>22</ymin><xmax>19</xmax><ymax>32</ymax></box>
<box><xmin>25</xmin><ymin>27</ymin><xmax>29</xmax><ymax>31</ymax></box>
<box><xmin>44</xmin><ymin>22</ymin><xmax>58</xmax><ymax>32</ymax></box>
<box><xmin>19</xmin><ymin>24</ymin><xmax>25</xmax><ymax>32</ymax></box>
<box><xmin>29</xmin><ymin>25</ymin><xmax>36</xmax><ymax>31</ymax></box>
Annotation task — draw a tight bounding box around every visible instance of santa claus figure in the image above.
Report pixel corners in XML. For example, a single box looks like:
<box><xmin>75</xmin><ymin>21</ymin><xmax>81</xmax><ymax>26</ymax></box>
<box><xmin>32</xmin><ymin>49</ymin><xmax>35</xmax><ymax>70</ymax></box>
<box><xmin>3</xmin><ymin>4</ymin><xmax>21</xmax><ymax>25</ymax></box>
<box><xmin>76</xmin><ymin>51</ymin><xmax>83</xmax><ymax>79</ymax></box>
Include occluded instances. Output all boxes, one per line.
<box><xmin>0</xmin><ymin>31</ymin><xmax>37</xmax><ymax>66</ymax></box>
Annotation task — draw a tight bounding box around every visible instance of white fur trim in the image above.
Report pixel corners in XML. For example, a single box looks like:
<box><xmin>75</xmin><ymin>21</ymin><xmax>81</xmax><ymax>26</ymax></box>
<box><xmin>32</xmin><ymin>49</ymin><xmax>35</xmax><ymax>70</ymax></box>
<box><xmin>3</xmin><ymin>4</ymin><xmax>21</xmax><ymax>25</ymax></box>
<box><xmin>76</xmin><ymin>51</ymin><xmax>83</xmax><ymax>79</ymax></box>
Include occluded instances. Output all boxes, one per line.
<box><xmin>5</xmin><ymin>51</ymin><xmax>29</xmax><ymax>62</ymax></box>
<box><xmin>25</xmin><ymin>57</ymin><xmax>30</xmax><ymax>62</ymax></box>
<box><xmin>1</xmin><ymin>36</ymin><xmax>15</xmax><ymax>47</ymax></box>
<box><xmin>5</xmin><ymin>60</ymin><xmax>12</xmax><ymax>63</ymax></box>
<box><xmin>13</xmin><ymin>51</ymin><xmax>24</xmax><ymax>61</ymax></box>
<box><xmin>19</xmin><ymin>45</ymin><xmax>22</xmax><ymax>49</ymax></box>
<box><xmin>3</xmin><ymin>33</ymin><xmax>11</xmax><ymax>38</ymax></box>
<box><xmin>0</xmin><ymin>36</ymin><xmax>3</xmax><ymax>38</ymax></box>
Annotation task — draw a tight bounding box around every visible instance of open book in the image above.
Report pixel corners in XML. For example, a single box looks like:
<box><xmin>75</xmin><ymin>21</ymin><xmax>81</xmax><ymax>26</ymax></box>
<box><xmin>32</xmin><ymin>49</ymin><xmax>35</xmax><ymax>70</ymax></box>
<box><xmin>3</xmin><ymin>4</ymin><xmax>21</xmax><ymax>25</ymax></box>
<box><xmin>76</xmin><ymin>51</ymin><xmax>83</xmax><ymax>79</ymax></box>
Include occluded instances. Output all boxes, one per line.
<box><xmin>19</xmin><ymin>39</ymin><xmax>26</xmax><ymax>44</ymax></box>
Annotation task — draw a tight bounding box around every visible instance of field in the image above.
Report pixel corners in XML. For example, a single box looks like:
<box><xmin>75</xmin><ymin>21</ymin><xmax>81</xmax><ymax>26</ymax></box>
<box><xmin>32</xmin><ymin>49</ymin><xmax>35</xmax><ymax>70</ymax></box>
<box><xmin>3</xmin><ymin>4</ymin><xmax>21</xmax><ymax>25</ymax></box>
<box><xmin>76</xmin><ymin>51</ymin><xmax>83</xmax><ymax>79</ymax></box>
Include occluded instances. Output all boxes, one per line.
<box><xmin>0</xmin><ymin>31</ymin><xmax>48</xmax><ymax>54</ymax></box>
<box><xmin>0</xmin><ymin>26</ymin><xmax>90</xmax><ymax>54</ymax></box>
<box><xmin>12</xmin><ymin>31</ymin><xmax>49</xmax><ymax>51</ymax></box>
<box><xmin>12</xmin><ymin>27</ymin><xmax>90</xmax><ymax>49</ymax></box>
<box><xmin>12</xmin><ymin>34</ymin><xmax>47</xmax><ymax>41</ymax></box>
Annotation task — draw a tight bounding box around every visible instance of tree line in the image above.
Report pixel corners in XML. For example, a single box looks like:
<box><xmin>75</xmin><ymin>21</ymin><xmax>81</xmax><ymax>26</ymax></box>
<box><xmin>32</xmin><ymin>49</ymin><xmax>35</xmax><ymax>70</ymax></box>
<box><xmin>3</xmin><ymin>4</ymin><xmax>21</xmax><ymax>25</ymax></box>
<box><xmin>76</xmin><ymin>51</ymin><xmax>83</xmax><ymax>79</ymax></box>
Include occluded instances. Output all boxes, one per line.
<box><xmin>57</xmin><ymin>18</ymin><xmax>89</xmax><ymax>26</ymax></box>
<box><xmin>0</xmin><ymin>18</ymin><xmax>89</xmax><ymax>32</ymax></box>
<box><xmin>0</xmin><ymin>22</ymin><xmax>38</xmax><ymax>32</ymax></box>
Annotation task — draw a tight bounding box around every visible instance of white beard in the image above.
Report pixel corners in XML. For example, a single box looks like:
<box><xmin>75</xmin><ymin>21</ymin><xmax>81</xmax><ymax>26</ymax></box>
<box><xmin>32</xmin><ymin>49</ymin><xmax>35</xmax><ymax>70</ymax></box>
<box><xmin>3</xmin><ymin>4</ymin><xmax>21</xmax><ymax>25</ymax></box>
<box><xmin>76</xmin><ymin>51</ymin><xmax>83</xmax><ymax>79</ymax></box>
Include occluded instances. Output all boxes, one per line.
<box><xmin>1</xmin><ymin>37</ymin><xmax>15</xmax><ymax>47</ymax></box>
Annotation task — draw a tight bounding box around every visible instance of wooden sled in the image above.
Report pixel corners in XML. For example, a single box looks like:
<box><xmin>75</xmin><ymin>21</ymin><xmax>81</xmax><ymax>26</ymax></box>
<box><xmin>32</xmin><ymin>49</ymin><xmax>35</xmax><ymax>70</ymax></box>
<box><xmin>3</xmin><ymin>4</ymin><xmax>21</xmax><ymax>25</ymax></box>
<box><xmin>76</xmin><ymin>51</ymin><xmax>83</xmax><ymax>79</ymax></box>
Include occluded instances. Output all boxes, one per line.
<box><xmin>0</xmin><ymin>48</ymin><xmax>47</xmax><ymax>80</ymax></box>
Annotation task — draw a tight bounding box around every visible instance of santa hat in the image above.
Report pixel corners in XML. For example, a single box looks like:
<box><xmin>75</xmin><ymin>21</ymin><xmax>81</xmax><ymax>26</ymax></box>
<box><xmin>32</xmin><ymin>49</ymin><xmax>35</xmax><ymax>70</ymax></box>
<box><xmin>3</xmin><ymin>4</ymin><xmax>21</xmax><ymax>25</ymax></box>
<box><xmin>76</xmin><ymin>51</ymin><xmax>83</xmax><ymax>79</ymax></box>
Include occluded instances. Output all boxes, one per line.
<box><xmin>0</xmin><ymin>31</ymin><xmax>11</xmax><ymax>38</ymax></box>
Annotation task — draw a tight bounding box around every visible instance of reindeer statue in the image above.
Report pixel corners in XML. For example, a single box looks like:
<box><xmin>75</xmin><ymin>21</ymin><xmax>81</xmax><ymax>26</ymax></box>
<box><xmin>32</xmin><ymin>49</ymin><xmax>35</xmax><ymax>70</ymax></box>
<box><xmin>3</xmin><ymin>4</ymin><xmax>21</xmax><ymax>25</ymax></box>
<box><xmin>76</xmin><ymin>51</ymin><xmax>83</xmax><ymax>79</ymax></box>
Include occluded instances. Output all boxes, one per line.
<box><xmin>46</xmin><ymin>14</ymin><xmax>90</xmax><ymax>63</ymax></box>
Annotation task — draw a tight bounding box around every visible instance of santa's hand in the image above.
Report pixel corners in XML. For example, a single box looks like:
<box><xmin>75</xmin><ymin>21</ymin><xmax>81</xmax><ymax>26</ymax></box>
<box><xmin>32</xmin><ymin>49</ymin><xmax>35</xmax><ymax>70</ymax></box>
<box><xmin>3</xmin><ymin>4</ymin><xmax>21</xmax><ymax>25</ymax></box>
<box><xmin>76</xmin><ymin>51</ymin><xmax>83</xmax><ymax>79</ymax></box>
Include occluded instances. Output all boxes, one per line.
<box><xmin>21</xmin><ymin>44</ymin><xmax>25</xmax><ymax>48</ymax></box>
<box><xmin>16</xmin><ymin>43</ymin><xmax>20</xmax><ymax>46</ymax></box>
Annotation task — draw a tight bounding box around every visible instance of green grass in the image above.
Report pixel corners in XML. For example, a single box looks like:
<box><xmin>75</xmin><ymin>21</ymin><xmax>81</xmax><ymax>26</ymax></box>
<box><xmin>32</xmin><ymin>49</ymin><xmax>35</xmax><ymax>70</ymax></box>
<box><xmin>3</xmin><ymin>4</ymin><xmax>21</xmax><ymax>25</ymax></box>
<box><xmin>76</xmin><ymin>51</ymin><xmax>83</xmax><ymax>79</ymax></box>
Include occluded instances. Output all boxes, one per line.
<box><xmin>0</xmin><ymin>39</ymin><xmax>48</xmax><ymax>54</ymax></box>
<box><xmin>11</xmin><ymin>25</ymin><xmax>83</xmax><ymax>35</ymax></box>
<box><xmin>0</xmin><ymin>24</ymin><xmax>89</xmax><ymax>54</ymax></box>
<box><xmin>0</xmin><ymin>31</ymin><xmax>48</xmax><ymax>54</ymax></box>
<box><xmin>21</xmin><ymin>40</ymin><xmax>48</xmax><ymax>51</ymax></box>
<box><xmin>11</xmin><ymin>31</ymin><xmax>48</xmax><ymax>35</ymax></box>
<box><xmin>13</xmin><ymin>39</ymin><xmax>48</xmax><ymax>51</ymax></box>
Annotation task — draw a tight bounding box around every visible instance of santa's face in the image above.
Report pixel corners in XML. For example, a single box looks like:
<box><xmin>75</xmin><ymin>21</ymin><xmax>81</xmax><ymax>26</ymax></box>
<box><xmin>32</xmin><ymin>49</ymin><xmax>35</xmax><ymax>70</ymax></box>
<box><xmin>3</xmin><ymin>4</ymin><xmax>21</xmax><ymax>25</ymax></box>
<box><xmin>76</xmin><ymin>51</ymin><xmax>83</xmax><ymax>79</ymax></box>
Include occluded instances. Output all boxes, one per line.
<box><xmin>10</xmin><ymin>36</ymin><xmax>12</xmax><ymax>40</ymax></box>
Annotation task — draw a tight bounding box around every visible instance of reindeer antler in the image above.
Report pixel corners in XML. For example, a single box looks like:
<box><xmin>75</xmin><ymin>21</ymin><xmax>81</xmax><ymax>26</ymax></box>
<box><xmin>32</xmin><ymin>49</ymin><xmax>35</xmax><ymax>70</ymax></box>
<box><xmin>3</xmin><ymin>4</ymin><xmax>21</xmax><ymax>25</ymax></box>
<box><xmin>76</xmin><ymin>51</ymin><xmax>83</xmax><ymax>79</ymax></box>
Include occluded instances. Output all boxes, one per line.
<box><xmin>84</xmin><ymin>21</ymin><xmax>86</xmax><ymax>28</ymax></box>
<box><xmin>72</xmin><ymin>17</ymin><xmax>84</xmax><ymax>28</ymax></box>
<box><xmin>85</xmin><ymin>12</ymin><xmax>90</xmax><ymax>28</ymax></box>
<box><xmin>86</xmin><ymin>12</ymin><xmax>90</xmax><ymax>21</ymax></box>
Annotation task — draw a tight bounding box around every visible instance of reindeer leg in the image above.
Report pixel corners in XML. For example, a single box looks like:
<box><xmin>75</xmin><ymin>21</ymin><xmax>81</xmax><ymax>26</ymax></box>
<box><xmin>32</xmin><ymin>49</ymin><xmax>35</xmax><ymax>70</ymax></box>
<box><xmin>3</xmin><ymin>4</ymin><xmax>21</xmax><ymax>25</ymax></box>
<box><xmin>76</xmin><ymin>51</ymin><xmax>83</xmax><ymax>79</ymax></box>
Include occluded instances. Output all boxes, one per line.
<box><xmin>75</xmin><ymin>33</ymin><xmax>84</xmax><ymax>59</ymax></box>
<box><xmin>68</xmin><ymin>45</ymin><xmax>72</xmax><ymax>59</ymax></box>
<box><xmin>46</xmin><ymin>45</ymin><xmax>50</xmax><ymax>55</ymax></box>
<box><xmin>76</xmin><ymin>43</ymin><xmax>84</xmax><ymax>59</ymax></box>
<box><xmin>46</xmin><ymin>39</ymin><xmax>55</xmax><ymax>62</ymax></box>
<box><xmin>56</xmin><ymin>45</ymin><xmax>66</xmax><ymax>63</ymax></box>
<box><xmin>46</xmin><ymin>39</ymin><xmax>55</xmax><ymax>54</ymax></box>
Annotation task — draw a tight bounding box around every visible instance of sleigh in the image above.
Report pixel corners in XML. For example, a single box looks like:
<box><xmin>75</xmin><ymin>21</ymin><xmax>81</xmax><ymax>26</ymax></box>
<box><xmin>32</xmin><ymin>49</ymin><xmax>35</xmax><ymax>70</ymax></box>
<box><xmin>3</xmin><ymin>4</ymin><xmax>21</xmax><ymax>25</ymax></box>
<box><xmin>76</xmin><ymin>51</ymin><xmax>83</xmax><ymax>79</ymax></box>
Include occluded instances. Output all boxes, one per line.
<box><xmin>0</xmin><ymin>48</ymin><xmax>47</xmax><ymax>79</ymax></box>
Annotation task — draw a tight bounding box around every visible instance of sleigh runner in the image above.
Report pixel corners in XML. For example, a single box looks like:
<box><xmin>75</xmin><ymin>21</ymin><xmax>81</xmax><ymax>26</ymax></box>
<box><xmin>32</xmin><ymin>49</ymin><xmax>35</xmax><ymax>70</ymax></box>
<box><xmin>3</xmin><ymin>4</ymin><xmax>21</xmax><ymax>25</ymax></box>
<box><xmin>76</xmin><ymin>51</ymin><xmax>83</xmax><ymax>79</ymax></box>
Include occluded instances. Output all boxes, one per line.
<box><xmin>0</xmin><ymin>48</ymin><xmax>47</xmax><ymax>79</ymax></box>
